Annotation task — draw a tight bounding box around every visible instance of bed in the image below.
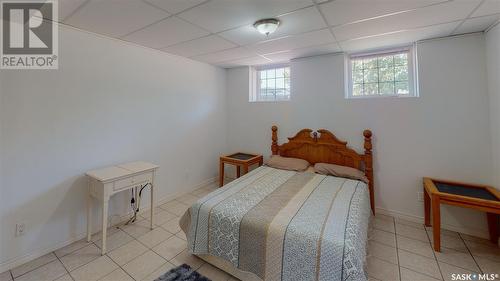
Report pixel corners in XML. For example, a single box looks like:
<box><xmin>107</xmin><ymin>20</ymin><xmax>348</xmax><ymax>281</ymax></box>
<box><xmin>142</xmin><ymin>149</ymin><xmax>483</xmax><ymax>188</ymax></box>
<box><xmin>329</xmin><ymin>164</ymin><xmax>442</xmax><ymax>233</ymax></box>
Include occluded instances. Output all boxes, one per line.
<box><xmin>180</xmin><ymin>126</ymin><xmax>375</xmax><ymax>281</ymax></box>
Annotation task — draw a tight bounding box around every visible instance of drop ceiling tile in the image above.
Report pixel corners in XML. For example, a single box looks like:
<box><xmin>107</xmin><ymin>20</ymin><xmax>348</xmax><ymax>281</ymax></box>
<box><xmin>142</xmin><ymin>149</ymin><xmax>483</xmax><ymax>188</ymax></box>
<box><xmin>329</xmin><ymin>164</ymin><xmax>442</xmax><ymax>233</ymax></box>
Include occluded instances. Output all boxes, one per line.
<box><xmin>219</xmin><ymin>6</ymin><xmax>327</xmax><ymax>45</ymax></box>
<box><xmin>339</xmin><ymin>21</ymin><xmax>459</xmax><ymax>52</ymax></box>
<box><xmin>453</xmin><ymin>14</ymin><xmax>500</xmax><ymax>34</ymax></box>
<box><xmin>332</xmin><ymin>0</ymin><xmax>480</xmax><ymax>41</ymax></box>
<box><xmin>472</xmin><ymin>0</ymin><xmax>500</xmax><ymax>17</ymax></box>
<box><xmin>163</xmin><ymin>35</ymin><xmax>237</xmax><ymax>57</ymax></box>
<box><xmin>64</xmin><ymin>0</ymin><xmax>169</xmax><ymax>37</ymax></box>
<box><xmin>263</xmin><ymin>43</ymin><xmax>341</xmax><ymax>62</ymax></box>
<box><xmin>123</xmin><ymin>17</ymin><xmax>210</xmax><ymax>49</ymax></box>
<box><xmin>177</xmin><ymin>0</ymin><xmax>314</xmax><ymax>33</ymax></box>
<box><xmin>56</xmin><ymin>0</ymin><xmax>88</xmax><ymax>21</ymax></box>
<box><xmin>193</xmin><ymin>47</ymin><xmax>257</xmax><ymax>63</ymax></box>
<box><xmin>40</xmin><ymin>0</ymin><xmax>87</xmax><ymax>21</ymax></box>
<box><xmin>319</xmin><ymin>0</ymin><xmax>448</xmax><ymax>27</ymax></box>
<box><xmin>250</xmin><ymin>28</ymin><xmax>335</xmax><ymax>55</ymax></box>
<box><xmin>218</xmin><ymin>56</ymin><xmax>272</xmax><ymax>68</ymax></box>
<box><xmin>144</xmin><ymin>0</ymin><xmax>207</xmax><ymax>14</ymax></box>
<box><xmin>53</xmin><ymin>0</ymin><xmax>86</xmax><ymax>22</ymax></box>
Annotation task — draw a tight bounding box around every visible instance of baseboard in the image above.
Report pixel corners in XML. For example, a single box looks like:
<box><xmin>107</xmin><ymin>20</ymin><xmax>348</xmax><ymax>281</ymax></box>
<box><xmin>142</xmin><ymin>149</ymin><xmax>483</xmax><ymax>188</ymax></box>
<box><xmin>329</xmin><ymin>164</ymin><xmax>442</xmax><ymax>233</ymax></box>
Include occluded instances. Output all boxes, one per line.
<box><xmin>376</xmin><ymin>207</ymin><xmax>492</xmax><ymax>240</ymax></box>
<box><xmin>0</xmin><ymin>177</ymin><xmax>216</xmax><ymax>273</ymax></box>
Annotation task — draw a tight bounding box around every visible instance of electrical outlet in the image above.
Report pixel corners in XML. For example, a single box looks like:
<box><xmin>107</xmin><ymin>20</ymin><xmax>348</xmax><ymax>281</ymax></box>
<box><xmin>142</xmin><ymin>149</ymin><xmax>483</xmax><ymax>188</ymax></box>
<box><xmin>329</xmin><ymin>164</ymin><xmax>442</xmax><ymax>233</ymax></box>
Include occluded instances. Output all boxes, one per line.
<box><xmin>15</xmin><ymin>223</ymin><xmax>25</xmax><ymax>237</ymax></box>
<box><xmin>417</xmin><ymin>192</ymin><xmax>424</xmax><ymax>202</ymax></box>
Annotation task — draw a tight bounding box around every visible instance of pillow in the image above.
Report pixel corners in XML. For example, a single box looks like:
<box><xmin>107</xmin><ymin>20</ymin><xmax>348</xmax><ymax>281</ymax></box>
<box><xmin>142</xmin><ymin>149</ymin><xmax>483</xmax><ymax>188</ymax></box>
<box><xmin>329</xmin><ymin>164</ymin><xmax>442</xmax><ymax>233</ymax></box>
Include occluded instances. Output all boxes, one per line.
<box><xmin>314</xmin><ymin>163</ymin><xmax>369</xmax><ymax>183</ymax></box>
<box><xmin>266</xmin><ymin>155</ymin><xmax>310</xmax><ymax>172</ymax></box>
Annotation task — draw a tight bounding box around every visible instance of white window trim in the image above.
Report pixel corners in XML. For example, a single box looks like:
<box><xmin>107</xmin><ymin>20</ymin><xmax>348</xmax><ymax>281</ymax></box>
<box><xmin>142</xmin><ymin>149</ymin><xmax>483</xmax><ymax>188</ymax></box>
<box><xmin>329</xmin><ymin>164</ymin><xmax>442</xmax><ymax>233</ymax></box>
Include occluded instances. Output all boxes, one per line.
<box><xmin>345</xmin><ymin>45</ymin><xmax>419</xmax><ymax>99</ymax></box>
<box><xmin>250</xmin><ymin>64</ymin><xmax>291</xmax><ymax>102</ymax></box>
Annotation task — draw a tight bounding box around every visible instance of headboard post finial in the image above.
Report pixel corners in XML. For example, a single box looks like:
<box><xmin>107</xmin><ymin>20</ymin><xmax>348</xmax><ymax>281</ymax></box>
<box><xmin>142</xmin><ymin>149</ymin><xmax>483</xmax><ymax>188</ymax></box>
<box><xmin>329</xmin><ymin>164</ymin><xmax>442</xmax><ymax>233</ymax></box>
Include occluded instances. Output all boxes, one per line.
<box><xmin>363</xmin><ymin>129</ymin><xmax>375</xmax><ymax>215</ymax></box>
<box><xmin>271</xmin><ymin>125</ymin><xmax>279</xmax><ymax>155</ymax></box>
<box><xmin>363</xmin><ymin>130</ymin><xmax>373</xmax><ymax>154</ymax></box>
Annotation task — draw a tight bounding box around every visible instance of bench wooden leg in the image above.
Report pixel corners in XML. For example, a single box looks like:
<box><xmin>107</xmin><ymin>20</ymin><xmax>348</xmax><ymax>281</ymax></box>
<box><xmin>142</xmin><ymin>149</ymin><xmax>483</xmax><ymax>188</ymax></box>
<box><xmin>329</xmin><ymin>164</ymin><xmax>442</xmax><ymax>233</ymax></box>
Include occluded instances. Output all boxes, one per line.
<box><xmin>432</xmin><ymin>195</ymin><xmax>441</xmax><ymax>252</ymax></box>
<box><xmin>236</xmin><ymin>166</ymin><xmax>241</xmax><ymax>178</ymax></box>
<box><xmin>487</xmin><ymin>213</ymin><xmax>499</xmax><ymax>244</ymax></box>
<box><xmin>424</xmin><ymin>187</ymin><xmax>431</xmax><ymax>227</ymax></box>
<box><xmin>219</xmin><ymin>161</ymin><xmax>224</xmax><ymax>187</ymax></box>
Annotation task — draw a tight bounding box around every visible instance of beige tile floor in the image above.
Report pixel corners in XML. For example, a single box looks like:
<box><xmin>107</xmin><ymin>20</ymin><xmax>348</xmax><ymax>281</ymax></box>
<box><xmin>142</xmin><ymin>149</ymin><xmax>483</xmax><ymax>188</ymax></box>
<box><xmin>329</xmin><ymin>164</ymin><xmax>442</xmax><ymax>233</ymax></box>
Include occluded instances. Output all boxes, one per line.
<box><xmin>368</xmin><ymin>215</ymin><xmax>500</xmax><ymax>281</ymax></box>
<box><xmin>1</xmin><ymin>182</ymin><xmax>499</xmax><ymax>281</ymax></box>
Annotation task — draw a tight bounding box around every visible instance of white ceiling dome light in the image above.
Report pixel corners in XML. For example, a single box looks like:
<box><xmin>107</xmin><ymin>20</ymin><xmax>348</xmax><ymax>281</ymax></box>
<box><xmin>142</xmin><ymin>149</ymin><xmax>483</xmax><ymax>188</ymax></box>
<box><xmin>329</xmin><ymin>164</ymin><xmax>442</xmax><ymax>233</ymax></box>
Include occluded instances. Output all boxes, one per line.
<box><xmin>253</xmin><ymin>18</ymin><xmax>280</xmax><ymax>36</ymax></box>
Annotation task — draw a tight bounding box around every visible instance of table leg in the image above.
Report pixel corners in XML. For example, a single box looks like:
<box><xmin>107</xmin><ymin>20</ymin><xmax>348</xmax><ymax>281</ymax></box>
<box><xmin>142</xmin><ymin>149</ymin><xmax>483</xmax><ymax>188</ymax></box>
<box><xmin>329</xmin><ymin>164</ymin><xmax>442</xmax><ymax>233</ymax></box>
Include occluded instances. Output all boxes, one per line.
<box><xmin>259</xmin><ymin>158</ymin><xmax>263</xmax><ymax>166</ymax></box>
<box><xmin>487</xmin><ymin>213</ymin><xmax>499</xmax><ymax>244</ymax></box>
<box><xmin>424</xmin><ymin>187</ymin><xmax>431</xmax><ymax>227</ymax></box>
<box><xmin>87</xmin><ymin>180</ymin><xmax>92</xmax><ymax>242</ymax></box>
<box><xmin>236</xmin><ymin>166</ymin><xmax>241</xmax><ymax>178</ymax></box>
<box><xmin>243</xmin><ymin>164</ymin><xmax>249</xmax><ymax>175</ymax></box>
<box><xmin>431</xmin><ymin>195</ymin><xmax>441</xmax><ymax>252</ymax></box>
<box><xmin>219</xmin><ymin>161</ymin><xmax>224</xmax><ymax>187</ymax></box>
<box><xmin>101</xmin><ymin>200</ymin><xmax>108</xmax><ymax>255</ymax></box>
<box><xmin>150</xmin><ymin>181</ymin><xmax>154</xmax><ymax>230</ymax></box>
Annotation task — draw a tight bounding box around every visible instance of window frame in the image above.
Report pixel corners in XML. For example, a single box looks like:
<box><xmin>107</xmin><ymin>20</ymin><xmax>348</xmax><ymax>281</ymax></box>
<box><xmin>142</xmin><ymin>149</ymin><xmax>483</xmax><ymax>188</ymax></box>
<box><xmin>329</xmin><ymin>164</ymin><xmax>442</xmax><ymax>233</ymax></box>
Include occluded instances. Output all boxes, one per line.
<box><xmin>250</xmin><ymin>63</ymin><xmax>291</xmax><ymax>102</ymax></box>
<box><xmin>345</xmin><ymin>45</ymin><xmax>419</xmax><ymax>99</ymax></box>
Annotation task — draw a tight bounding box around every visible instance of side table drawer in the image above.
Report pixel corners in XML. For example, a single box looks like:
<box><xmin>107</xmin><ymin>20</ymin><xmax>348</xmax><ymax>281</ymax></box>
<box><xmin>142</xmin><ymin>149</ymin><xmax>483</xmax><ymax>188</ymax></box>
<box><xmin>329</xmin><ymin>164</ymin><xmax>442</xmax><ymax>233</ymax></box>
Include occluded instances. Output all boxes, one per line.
<box><xmin>134</xmin><ymin>172</ymin><xmax>153</xmax><ymax>185</ymax></box>
<box><xmin>113</xmin><ymin>172</ymin><xmax>153</xmax><ymax>192</ymax></box>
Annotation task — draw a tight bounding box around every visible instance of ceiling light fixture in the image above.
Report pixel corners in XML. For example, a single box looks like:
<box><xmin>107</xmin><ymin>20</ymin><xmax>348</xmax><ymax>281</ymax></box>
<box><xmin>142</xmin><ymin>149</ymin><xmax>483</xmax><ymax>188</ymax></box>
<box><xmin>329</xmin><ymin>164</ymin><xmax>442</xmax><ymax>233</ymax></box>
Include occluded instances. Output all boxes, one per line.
<box><xmin>253</xmin><ymin>18</ymin><xmax>280</xmax><ymax>36</ymax></box>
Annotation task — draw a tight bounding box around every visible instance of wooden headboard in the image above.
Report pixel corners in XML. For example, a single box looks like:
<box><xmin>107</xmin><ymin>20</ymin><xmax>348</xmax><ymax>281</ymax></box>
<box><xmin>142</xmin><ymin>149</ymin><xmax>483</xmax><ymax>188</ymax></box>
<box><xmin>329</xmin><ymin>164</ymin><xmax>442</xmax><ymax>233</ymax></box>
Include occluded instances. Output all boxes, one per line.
<box><xmin>271</xmin><ymin>125</ymin><xmax>375</xmax><ymax>214</ymax></box>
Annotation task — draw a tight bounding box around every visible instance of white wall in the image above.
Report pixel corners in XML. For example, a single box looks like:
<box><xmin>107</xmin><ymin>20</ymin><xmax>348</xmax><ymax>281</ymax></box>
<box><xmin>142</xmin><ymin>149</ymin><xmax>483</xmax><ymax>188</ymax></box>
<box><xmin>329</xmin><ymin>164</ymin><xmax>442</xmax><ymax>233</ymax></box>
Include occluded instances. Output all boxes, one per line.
<box><xmin>226</xmin><ymin>33</ymin><xmax>493</xmax><ymax>236</ymax></box>
<box><xmin>0</xmin><ymin>25</ymin><xmax>227</xmax><ymax>270</ymax></box>
<box><xmin>486</xmin><ymin>23</ymin><xmax>500</xmax><ymax>188</ymax></box>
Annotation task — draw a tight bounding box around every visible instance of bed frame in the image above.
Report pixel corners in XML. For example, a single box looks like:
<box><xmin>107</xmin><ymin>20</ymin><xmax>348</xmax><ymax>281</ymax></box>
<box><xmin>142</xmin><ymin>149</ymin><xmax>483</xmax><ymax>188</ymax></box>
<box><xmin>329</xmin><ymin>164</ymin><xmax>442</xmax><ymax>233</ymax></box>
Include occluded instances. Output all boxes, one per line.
<box><xmin>194</xmin><ymin>126</ymin><xmax>375</xmax><ymax>280</ymax></box>
<box><xmin>271</xmin><ymin>125</ymin><xmax>375</xmax><ymax>214</ymax></box>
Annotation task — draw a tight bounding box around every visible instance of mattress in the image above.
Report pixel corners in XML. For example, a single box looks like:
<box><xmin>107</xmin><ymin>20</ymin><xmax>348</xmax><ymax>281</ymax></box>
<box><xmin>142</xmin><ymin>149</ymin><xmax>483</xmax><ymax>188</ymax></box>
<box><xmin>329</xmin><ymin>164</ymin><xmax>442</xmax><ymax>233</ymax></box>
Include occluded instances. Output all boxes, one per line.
<box><xmin>180</xmin><ymin>166</ymin><xmax>371</xmax><ymax>281</ymax></box>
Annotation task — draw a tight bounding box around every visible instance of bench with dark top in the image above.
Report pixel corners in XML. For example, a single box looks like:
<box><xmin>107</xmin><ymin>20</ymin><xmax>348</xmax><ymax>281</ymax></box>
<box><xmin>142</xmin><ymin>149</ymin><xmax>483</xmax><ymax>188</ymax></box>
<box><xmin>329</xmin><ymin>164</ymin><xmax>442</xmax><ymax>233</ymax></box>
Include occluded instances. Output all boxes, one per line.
<box><xmin>219</xmin><ymin>153</ymin><xmax>263</xmax><ymax>187</ymax></box>
<box><xmin>423</xmin><ymin>177</ymin><xmax>500</xmax><ymax>251</ymax></box>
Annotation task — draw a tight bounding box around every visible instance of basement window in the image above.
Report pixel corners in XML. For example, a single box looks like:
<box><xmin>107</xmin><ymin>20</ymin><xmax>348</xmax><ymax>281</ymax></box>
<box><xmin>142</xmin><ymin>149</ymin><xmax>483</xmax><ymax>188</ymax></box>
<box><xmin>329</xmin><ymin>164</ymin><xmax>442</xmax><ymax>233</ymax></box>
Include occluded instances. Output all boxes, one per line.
<box><xmin>346</xmin><ymin>46</ymin><xmax>418</xmax><ymax>98</ymax></box>
<box><xmin>250</xmin><ymin>64</ymin><xmax>290</xmax><ymax>102</ymax></box>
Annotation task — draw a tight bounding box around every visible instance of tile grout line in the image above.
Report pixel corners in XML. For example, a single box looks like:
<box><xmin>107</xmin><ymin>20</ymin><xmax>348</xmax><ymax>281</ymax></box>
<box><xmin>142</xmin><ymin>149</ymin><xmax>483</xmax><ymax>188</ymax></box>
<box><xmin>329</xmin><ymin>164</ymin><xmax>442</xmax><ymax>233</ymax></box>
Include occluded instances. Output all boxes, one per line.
<box><xmin>55</xmin><ymin>240</ymin><xmax>102</xmax><ymax>278</ymax></box>
<box><xmin>53</xmin><ymin>235</ymin><xmax>125</xmax><ymax>276</ymax></box>
<box><xmin>424</xmin><ymin>229</ymin><xmax>445</xmax><ymax>281</ymax></box>
<box><xmin>96</xmin><ymin>219</ymin><xmax>178</xmax><ymax>281</ymax></box>
<box><xmin>458</xmin><ymin>233</ymin><xmax>483</xmax><ymax>274</ymax></box>
<box><xmin>12</xmin><ymin>193</ymin><xmax>495</xmax><ymax>281</ymax></box>
<box><xmin>136</xmin><ymin>230</ymin><xmax>174</xmax><ymax>250</ymax></box>
<box><xmin>10</xmin><ymin>253</ymin><xmax>63</xmax><ymax>280</ymax></box>
<box><xmin>383</xmin><ymin>216</ymin><xmax>481</xmax><ymax>280</ymax></box>
<box><xmin>398</xmin><ymin>265</ymin><xmax>441</xmax><ymax>281</ymax></box>
<box><xmin>53</xmin><ymin>250</ymin><xmax>75</xmax><ymax>281</ymax></box>
<box><xmin>396</xmin><ymin>245</ymin><xmax>488</xmax><ymax>275</ymax></box>
<box><xmin>374</xmin><ymin>224</ymin><xmax>431</xmax><ymax>244</ymax></box>
<box><xmin>393</xmin><ymin>218</ymin><xmax>402</xmax><ymax>281</ymax></box>
<box><xmin>6</xmin><ymin>186</ymin><xmax>208</xmax><ymax>281</ymax></box>
<box><xmin>115</xmin><ymin>229</ymin><xmax>175</xmax><ymax>281</ymax></box>
<box><xmin>367</xmin><ymin>256</ymin><xmax>397</xmax><ymax>280</ymax></box>
<box><xmin>117</xmin><ymin>188</ymin><xmax>207</xmax><ymax>280</ymax></box>
<box><xmin>103</xmin><ymin>252</ymin><xmax>137</xmax><ymax>281</ymax></box>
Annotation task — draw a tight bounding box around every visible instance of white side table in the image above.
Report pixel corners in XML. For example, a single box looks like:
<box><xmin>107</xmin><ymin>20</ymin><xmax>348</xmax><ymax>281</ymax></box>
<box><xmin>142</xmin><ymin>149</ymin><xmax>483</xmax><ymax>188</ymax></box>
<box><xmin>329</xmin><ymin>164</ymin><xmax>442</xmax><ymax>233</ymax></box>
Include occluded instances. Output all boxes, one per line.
<box><xmin>86</xmin><ymin>161</ymin><xmax>158</xmax><ymax>255</ymax></box>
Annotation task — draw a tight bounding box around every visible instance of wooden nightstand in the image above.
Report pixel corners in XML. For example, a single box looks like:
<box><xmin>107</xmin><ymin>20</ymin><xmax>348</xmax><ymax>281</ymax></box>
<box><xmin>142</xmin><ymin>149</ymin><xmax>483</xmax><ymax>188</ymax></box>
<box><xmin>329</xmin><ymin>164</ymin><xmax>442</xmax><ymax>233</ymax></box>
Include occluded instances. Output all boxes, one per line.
<box><xmin>423</xmin><ymin>177</ymin><xmax>500</xmax><ymax>251</ymax></box>
<box><xmin>219</xmin><ymin>153</ymin><xmax>263</xmax><ymax>187</ymax></box>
